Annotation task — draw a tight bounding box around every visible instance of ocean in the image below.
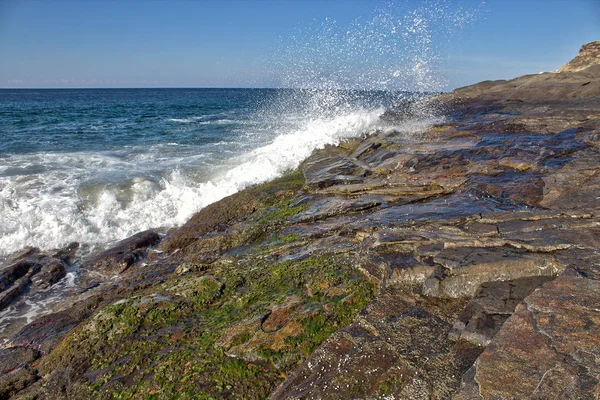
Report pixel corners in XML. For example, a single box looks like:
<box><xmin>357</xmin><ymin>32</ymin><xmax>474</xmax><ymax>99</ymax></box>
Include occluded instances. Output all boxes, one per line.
<box><xmin>0</xmin><ymin>88</ymin><xmax>417</xmax><ymax>260</ymax></box>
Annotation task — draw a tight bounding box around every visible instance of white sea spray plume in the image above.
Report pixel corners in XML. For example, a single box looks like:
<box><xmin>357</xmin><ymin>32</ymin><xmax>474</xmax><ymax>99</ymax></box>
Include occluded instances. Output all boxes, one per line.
<box><xmin>0</xmin><ymin>1</ymin><xmax>480</xmax><ymax>258</ymax></box>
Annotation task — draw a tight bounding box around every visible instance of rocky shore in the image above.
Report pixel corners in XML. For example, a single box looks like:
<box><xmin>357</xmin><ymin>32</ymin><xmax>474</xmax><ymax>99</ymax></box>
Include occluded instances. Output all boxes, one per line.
<box><xmin>1</xmin><ymin>41</ymin><xmax>600</xmax><ymax>399</ymax></box>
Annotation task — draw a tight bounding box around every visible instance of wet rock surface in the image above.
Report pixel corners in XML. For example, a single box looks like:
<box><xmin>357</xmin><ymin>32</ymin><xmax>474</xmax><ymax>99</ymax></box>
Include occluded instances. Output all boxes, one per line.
<box><xmin>270</xmin><ymin>288</ymin><xmax>478</xmax><ymax>400</ymax></box>
<box><xmin>0</xmin><ymin>246</ymin><xmax>75</xmax><ymax>313</ymax></box>
<box><xmin>84</xmin><ymin>230</ymin><xmax>161</xmax><ymax>275</ymax></box>
<box><xmin>2</xmin><ymin>44</ymin><xmax>600</xmax><ymax>399</ymax></box>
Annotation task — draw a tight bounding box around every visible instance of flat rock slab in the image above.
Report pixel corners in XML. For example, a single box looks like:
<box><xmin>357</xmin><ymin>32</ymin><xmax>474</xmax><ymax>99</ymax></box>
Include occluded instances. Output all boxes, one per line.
<box><xmin>271</xmin><ymin>289</ymin><xmax>480</xmax><ymax>400</ymax></box>
<box><xmin>303</xmin><ymin>156</ymin><xmax>370</xmax><ymax>189</ymax></box>
<box><xmin>541</xmin><ymin>148</ymin><xmax>600</xmax><ymax>211</ymax></box>
<box><xmin>424</xmin><ymin>246</ymin><xmax>563</xmax><ymax>298</ymax></box>
<box><xmin>455</xmin><ymin>269</ymin><xmax>600</xmax><ymax>399</ymax></box>
<box><xmin>292</xmin><ymin>196</ymin><xmax>382</xmax><ymax>223</ymax></box>
<box><xmin>350</xmin><ymin>193</ymin><xmax>519</xmax><ymax>231</ymax></box>
<box><xmin>448</xmin><ymin>276</ymin><xmax>554</xmax><ymax>347</ymax></box>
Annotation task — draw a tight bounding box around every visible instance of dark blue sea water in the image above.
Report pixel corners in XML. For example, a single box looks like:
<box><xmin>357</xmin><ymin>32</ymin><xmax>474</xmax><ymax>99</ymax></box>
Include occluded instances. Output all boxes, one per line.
<box><xmin>0</xmin><ymin>88</ymin><xmax>418</xmax><ymax>258</ymax></box>
<box><xmin>1</xmin><ymin>88</ymin><xmax>276</xmax><ymax>155</ymax></box>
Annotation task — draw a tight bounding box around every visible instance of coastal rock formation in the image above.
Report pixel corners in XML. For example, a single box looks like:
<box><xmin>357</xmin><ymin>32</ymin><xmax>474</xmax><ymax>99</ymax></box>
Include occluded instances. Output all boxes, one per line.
<box><xmin>0</xmin><ymin>245</ymin><xmax>75</xmax><ymax>312</ymax></box>
<box><xmin>2</xmin><ymin>42</ymin><xmax>600</xmax><ymax>399</ymax></box>
<box><xmin>0</xmin><ymin>346</ymin><xmax>40</xmax><ymax>399</ymax></box>
<box><xmin>85</xmin><ymin>230</ymin><xmax>161</xmax><ymax>275</ymax></box>
<box><xmin>453</xmin><ymin>41</ymin><xmax>600</xmax><ymax>103</ymax></box>
<box><xmin>270</xmin><ymin>289</ymin><xmax>477</xmax><ymax>399</ymax></box>
<box><xmin>455</xmin><ymin>266</ymin><xmax>600</xmax><ymax>399</ymax></box>
<box><xmin>557</xmin><ymin>40</ymin><xmax>600</xmax><ymax>72</ymax></box>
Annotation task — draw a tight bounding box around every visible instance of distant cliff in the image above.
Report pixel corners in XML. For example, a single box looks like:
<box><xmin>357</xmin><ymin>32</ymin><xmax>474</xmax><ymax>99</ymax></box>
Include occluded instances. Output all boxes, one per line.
<box><xmin>557</xmin><ymin>40</ymin><xmax>600</xmax><ymax>72</ymax></box>
<box><xmin>453</xmin><ymin>39</ymin><xmax>600</xmax><ymax>102</ymax></box>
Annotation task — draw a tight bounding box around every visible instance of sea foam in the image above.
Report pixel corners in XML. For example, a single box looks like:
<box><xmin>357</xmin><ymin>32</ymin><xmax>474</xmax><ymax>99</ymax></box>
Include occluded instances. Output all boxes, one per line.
<box><xmin>0</xmin><ymin>106</ymin><xmax>385</xmax><ymax>259</ymax></box>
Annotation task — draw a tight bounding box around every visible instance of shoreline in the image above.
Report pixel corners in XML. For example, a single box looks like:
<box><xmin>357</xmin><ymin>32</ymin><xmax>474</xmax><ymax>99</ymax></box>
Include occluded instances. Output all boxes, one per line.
<box><xmin>2</xmin><ymin>41</ymin><xmax>600</xmax><ymax>399</ymax></box>
<box><xmin>0</xmin><ymin>88</ymin><xmax>402</xmax><ymax>262</ymax></box>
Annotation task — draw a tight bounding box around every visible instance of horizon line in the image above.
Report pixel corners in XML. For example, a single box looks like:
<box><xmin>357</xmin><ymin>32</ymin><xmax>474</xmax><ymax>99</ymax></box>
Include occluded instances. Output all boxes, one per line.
<box><xmin>0</xmin><ymin>87</ymin><xmax>438</xmax><ymax>93</ymax></box>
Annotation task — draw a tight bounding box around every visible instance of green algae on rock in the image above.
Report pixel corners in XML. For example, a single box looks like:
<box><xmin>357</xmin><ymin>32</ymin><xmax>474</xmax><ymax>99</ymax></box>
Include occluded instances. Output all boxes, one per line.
<box><xmin>19</xmin><ymin>252</ymin><xmax>375</xmax><ymax>399</ymax></box>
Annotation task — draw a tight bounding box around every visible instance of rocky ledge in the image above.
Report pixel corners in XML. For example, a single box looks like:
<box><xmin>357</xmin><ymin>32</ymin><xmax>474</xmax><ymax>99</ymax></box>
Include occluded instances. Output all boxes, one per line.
<box><xmin>1</xmin><ymin>42</ymin><xmax>600</xmax><ymax>399</ymax></box>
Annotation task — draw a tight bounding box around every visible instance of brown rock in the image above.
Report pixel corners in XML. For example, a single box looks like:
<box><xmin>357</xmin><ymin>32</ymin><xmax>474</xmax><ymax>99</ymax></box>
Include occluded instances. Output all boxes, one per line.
<box><xmin>227</xmin><ymin>319</ymin><xmax>305</xmax><ymax>362</ymax></box>
<box><xmin>540</xmin><ymin>148</ymin><xmax>600</xmax><ymax>211</ymax></box>
<box><xmin>448</xmin><ymin>276</ymin><xmax>554</xmax><ymax>347</ymax></box>
<box><xmin>424</xmin><ymin>246</ymin><xmax>563</xmax><ymax>298</ymax></box>
<box><xmin>0</xmin><ymin>260</ymin><xmax>39</xmax><ymax>293</ymax></box>
<box><xmin>455</xmin><ymin>269</ymin><xmax>600</xmax><ymax>399</ymax></box>
<box><xmin>0</xmin><ymin>346</ymin><xmax>39</xmax><ymax>375</ymax></box>
<box><xmin>217</xmin><ymin>315</ymin><xmax>264</xmax><ymax>351</ymax></box>
<box><xmin>30</xmin><ymin>262</ymin><xmax>66</xmax><ymax>289</ymax></box>
<box><xmin>271</xmin><ymin>289</ymin><xmax>479</xmax><ymax>400</ymax></box>
<box><xmin>262</xmin><ymin>296</ymin><xmax>302</xmax><ymax>333</ymax></box>
<box><xmin>9</xmin><ymin>296</ymin><xmax>103</xmax><ymax>355</ymax></box>
<box><xmin>217</xmin><ymin>298</ymin><xmax>308</xmax><ymax>363</ymax></box>
<box><xmin>557</xmin><ymin>41</ymin><xmax>600</xmax><ymax>73</ymax></box>
<box><xmin>0</xmin><ymin>346</ymin><xmax>40</xmax><ymax>399</ymax></box>
<box><xmin>0</xmin><ymin>367</ymin><xmax>38</xmax><ymax>399</ymax></box>
<box><xmin>453</xmin><ymin>65</ymin><xmax>600</xmax><ymax>102</ymax></box>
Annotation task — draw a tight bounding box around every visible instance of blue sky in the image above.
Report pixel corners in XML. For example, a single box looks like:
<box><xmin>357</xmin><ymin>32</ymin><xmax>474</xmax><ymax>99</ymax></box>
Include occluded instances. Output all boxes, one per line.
<box><xmin>0</xmin><ymin>0</ymin><xmax>598</xmax><ymax>89</ymax></box>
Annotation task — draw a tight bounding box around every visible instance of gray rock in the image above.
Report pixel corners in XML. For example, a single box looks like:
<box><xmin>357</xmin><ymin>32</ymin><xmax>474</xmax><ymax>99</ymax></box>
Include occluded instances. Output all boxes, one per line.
<box><xmin>303</xmin><ymin>156</ymin><xmax>370</xmax><ymax>189</ymax></box>
<box><xmin>423</xmin><ymin>246</ymin><xmax>563</xmax><ymax>298</ymax></box>
<box><xmin>30</xmin><ymin>262</ymin><xmax>66</xmax><ymax>289</ymax></box>
<box><xmin>86</xmin><ymin>230</ymin><xmax>161</xmax><ymax>275</ymax></box>
<box><xmin>448</xmin><ymin>276</ymin><xmax>554</xmax><ymax>347</ymax></box>
<box><xmin>0</xmin><ymin>277</ymin><xmax>31</xmax><ymax>311</ymax></box>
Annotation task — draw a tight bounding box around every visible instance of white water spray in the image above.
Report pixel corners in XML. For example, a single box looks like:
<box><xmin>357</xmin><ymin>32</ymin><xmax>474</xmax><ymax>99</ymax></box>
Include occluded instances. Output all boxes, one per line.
<box><xmin>0</xmin><ymin>1</ymin><xmax>480</xmax><ymax>259</ymax></box>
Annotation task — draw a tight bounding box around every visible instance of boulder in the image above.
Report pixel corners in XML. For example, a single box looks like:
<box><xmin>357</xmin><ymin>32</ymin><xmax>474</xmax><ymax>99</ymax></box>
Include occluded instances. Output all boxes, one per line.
<box><xmin>0</xmin><ymin>247</ymin><xmax>71</xmax><ymax>311</ymax></box>
<box><xmin>86</xmin><ymin>230</ymin><xmax>160</xmax><ymax>275</ymax></box>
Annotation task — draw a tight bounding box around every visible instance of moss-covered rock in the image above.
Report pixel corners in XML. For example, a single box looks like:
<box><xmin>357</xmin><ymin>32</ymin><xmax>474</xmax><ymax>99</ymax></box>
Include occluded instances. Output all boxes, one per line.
<box><xmin>159</xmin><ymin>169</ymin><xmax>306</xmax><ymax>261</ymax></box>
<box><xmin>24</xmin><ymin>252</ymin><xmax>375</xmax><ymax>399</ymax></box>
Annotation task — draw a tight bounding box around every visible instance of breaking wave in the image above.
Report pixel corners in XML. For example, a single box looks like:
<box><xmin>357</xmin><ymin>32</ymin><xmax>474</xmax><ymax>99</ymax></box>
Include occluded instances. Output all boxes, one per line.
<box><xmin>0</xmin><ymin>104</ymin><xmax>390</xmax><ymax>258</ymax></box>
<box><xmin>0</xmin><ymin>1</ymin><xmax>479</xmax><ymax>259</ymax></box>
